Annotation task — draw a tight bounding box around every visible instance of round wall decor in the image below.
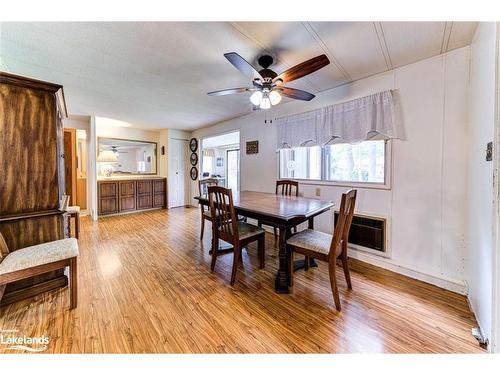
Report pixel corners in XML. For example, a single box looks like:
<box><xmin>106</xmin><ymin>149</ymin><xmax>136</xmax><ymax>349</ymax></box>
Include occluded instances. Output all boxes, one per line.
<box><xmin>189</xmin><ymin>138</ymin><xmax>198</xmax><ymax>152</ymax></box>
<box><xmin>190</xmin><ymin>166</ymin><xmax>198</xmax><ymax>180</ymax></box>
<box><xmin>190</xmin><ymin>152</ymin><xmax>198</xmax><ymax>166</ymax></box>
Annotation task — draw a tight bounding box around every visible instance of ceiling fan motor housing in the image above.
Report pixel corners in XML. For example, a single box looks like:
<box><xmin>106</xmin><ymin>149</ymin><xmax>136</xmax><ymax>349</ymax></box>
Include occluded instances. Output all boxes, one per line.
<box><xmin>258</xmin><ymin>54</ymin><xmax>274</xmax><ymax>69</ymax></box>
<box><xmin>257</xmin><ymin>55</ymin><xmax>278</xmax><ymax>81</ymax></box>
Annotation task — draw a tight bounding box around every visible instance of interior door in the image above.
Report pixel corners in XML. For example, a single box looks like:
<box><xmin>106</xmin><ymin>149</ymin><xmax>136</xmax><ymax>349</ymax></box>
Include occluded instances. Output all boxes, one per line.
<box><xmin>168</xmin><ymin>139</ymin><xmax>188</xmax><ymax>208</ymax></box>
<box><xmin>226</xmin><ymin>149</ymin><xmax>240</xmax><ymax>191</ymax></box>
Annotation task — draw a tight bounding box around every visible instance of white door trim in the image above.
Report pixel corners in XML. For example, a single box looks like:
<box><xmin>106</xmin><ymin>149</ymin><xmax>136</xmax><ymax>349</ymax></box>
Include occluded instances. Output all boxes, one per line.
<box><xmin>491</xmin><ymin>22</ymin><xmax>500</xmax><ymax>353</ymax></box>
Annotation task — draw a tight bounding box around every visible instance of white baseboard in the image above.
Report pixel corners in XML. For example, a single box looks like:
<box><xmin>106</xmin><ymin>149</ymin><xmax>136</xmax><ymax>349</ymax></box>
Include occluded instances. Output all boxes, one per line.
<box><xmin>465</xmin><ymin>290</ymin><xmax>491</xmax><ymax>352</ymax></box>
<box><xmin>348</xmin><ymin>247</ymin><xmax>468</xmax><ymax>295</ymax></box>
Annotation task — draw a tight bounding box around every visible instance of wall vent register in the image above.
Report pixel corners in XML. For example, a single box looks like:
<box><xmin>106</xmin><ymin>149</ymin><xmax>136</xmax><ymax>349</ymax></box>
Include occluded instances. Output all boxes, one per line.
<box><xmin>334</xmin><ymin>212</ymin><xmax>386</xmax><ymax>253</ymax></box>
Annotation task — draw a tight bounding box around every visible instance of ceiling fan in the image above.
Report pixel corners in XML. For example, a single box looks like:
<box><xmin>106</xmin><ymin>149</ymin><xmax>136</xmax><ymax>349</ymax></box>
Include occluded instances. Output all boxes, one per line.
<box><xmin>207</xmin><ymin>52</ymin><xmax>330</xmax><ymax>109</ymax></box>
<box><xmin>110</xmin><ymin>146</ymin><xmax>128</xmax><ymax>154</ymax></box>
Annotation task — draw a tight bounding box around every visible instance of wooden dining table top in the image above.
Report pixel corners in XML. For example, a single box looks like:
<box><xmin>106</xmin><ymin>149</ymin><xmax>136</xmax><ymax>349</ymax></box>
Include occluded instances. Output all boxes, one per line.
<box><xmin>195</xmin><ymin>190</ymin><xmax>334</xmax><ymax>223</ymax></box>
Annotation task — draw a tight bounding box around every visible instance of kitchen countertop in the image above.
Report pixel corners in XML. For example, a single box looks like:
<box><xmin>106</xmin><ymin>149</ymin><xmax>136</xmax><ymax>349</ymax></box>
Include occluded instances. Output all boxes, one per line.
<box><xmin>97</xmin><ymin>175</ymin><xmax>166</xmax><ymax>181</ymax></box>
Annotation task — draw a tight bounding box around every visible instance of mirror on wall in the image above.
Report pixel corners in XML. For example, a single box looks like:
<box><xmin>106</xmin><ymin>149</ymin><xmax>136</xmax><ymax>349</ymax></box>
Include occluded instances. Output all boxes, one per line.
<box><xmin>97</xmin><ymin>137</ymin><xmax>157</xmax><ymax>176</ymax></box>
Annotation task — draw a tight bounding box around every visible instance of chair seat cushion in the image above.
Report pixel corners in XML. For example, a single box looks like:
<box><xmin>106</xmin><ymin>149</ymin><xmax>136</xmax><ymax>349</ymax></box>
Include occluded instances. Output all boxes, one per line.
<box><xmin>0</xmin><ymin>238</ymin><xmax>79</xmax><ymax>276</ymax></box>
<box><xmin>237</xmin><ymin>222</ymin><xmax>265</xmax><ymax>240</ymax></box>
<box><xmin>286</xmin><ymin>229</ymin><xmax>332</xmax><ymax>256</ymax></box>
<box><xmin>67</xmin><ymin>206</ymin><xmax>80</xmax><ymax>214</ymax></box>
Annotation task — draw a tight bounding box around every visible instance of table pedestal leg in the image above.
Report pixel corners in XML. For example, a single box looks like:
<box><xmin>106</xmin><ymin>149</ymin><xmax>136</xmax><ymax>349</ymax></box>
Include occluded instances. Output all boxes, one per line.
<box><xmin>275</xmin><ymin>226</ymin><xmax>291</xmax><ymax>294</ymax></box>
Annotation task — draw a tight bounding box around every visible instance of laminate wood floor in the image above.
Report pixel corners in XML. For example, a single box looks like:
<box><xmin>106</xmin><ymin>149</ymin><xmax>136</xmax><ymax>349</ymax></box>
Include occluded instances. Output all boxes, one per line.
<box><xmin>0</xmin><ymin>208</ymin><xmax>484</xmax><ymax>353</ymax></box>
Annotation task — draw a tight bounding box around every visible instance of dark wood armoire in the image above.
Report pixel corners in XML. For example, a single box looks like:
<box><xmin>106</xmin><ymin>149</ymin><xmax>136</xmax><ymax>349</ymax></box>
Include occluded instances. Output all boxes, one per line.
<box><xmin>0</xmin><ymin>72</ymin><xmax>69</xmax><ymax>306</ymax></box>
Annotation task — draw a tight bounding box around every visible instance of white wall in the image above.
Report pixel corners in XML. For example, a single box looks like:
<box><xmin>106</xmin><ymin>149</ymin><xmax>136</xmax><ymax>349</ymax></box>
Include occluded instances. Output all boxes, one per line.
<box><xmin>191</xmin><ymin>47</ymin><xmax>471</xmax><ymax>294</ymax></box>
<box><xmin>467</xmin><ymin>22</ymin><xmax>496</xmax><ymax>349</ymax></box>
<box><xmin>159</xmin><ymin>129</ymin><xmax>168</xmax><ymax>177</ymax></box>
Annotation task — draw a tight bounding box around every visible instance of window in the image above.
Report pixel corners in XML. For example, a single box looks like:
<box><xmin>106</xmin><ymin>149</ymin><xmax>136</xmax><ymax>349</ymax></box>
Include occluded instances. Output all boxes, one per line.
<box><xmin>279</xmin><ymin>140</ymin><xmax>389</xmax><ymax>186</ymax></box>
<box><xmin>202</xmin><ymin>156</ymin><xmax>213</xmax><ymax>176</ymax></box>
<box><xmin>279</xmin><ymin>146</ymin><xmax>321</xmax><ymax>180</ymax></box>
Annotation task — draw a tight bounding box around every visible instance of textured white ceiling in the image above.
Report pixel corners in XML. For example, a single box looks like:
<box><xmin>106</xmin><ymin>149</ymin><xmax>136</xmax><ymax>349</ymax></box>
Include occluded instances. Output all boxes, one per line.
<box><xmin>0</xmin><ymin>22</ymin><xmax>477</xmax><ymax>130</ymax></box>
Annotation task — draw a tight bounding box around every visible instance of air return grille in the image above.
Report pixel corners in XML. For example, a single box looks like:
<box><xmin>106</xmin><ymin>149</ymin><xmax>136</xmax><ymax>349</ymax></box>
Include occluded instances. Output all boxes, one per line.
<box><xmin>334</xmin><ymin>212</ymin><xmax>386</xmax><ymax>253</ymax></box>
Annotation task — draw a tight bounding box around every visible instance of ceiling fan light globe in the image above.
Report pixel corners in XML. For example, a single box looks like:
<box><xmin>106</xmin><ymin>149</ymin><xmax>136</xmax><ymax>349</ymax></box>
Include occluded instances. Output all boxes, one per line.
<box><xmin>269</xmin><ymin>90</ymin><xmax>282</xmax><ymax>105</ymax></box>
<box><xmin>260</xmin><ymin>97</ymin><xmax>271</xmax><ymax>110</ymax></box>
<box><xmin>250</xmin><ymin>91</ymin><xmax>263</xmax><ymax>106</ymax></box>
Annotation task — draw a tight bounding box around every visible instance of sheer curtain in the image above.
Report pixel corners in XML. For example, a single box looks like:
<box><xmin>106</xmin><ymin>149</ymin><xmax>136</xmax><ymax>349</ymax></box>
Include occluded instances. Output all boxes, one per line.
<box><xmin>276</xmin><ymin>90</ymin><xmax>404</xmax><ymax>149</ymax></box>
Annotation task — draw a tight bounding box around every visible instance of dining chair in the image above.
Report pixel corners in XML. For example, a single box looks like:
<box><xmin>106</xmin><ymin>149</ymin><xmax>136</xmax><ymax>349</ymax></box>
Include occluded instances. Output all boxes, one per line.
<box><xmin>208</xmin><ymin>186</ymin><xmax>266</xmax><ymax>286</ymax></box>
<box><xmin>0</xmin><ymin>232</ymin><xmax>79</xmax><ymax>309</ymax></box>
<box><xmin>286</xmin><ymin>189</ymin><xmax>357</xmax><ymax>311</ymax></box>
<box><xmin>199</xmin><ymin>178</ymin><xmax>219</xmax><ymax>240</ymax></box>
<box><xmin>67</xmin><ymin>205</ymin><xmax>81</xmax><ymax>239</ymax></box>
<box><xmin>258</xmin><ymin>180</ymin><xmax>299</xmax><ymax>237</ymax></box>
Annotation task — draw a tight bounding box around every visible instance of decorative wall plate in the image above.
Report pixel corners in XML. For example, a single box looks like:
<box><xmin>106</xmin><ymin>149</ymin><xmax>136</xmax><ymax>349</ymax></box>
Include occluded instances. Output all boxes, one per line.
<box><xmin>189</xmin><ymin>138</ymin><xmax>198</xmax><ymax>152</ymax></box>
<box><xmin>190</xmin><ymin>166</ymin><xmax>198</xmax><ymax>180</ymax></box>
<box><xmin>190</xmin><ymin>152</ymin><xmax>198</xmax><ymax>166</ymax></box>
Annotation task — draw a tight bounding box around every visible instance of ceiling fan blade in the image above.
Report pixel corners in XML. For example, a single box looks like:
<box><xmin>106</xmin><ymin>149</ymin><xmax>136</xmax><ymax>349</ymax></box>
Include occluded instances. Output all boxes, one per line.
<box><xmin>207</xmin><ymin>87</ymin><xmax>254</xmax><ymax>96</ymax></box>
<box><xmin>224</xmin><ymin>52</ymin><xmax>263</xmax><ymax>82</ymax></box>
<box><xmin>279</xmin><ymin>87</ymin><xmax>315</xmax><ymax>101</ymax></box>
<box><xmin>273</xmin><ymin>54</ymin><xmax>330</xmax><ymax>84</ymax></box>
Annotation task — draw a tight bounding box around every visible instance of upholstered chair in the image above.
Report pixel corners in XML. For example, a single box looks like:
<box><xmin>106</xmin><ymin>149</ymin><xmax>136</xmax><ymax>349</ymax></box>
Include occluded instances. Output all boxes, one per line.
<box><xmin>0</xmin><ymin>233</ymin><xmax>79</xmax><ymax>309</ymax></box>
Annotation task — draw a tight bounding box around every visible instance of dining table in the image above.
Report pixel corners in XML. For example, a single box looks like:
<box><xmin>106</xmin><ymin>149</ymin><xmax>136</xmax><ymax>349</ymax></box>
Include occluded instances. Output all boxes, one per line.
<box><xmin>195</xmin><ymin>190</ymin><xmax>334</xmax><ymax>294</ymax></box>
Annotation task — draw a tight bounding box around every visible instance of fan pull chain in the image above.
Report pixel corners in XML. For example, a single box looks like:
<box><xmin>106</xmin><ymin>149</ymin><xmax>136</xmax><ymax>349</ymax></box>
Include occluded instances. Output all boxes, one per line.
<box><xmin>264</xmin><ymin>109</ymin><xmax>274</xmax><ymax>124</ymax></box>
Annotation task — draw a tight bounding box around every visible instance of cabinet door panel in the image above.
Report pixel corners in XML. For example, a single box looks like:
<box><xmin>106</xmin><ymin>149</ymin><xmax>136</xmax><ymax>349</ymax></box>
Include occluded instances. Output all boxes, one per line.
<box><xmin>120</xmin><ymin>196</ymin><xmax>136</xmax><ymax>212</ymax></box>
<box><xmin>99</xmin><ymin>198</ymin><xmax>118</xmax><ymax>215</ymax></box>
<box><xmin>137</xmin><ymin>195</ymin><xmax>153</xmax><ymax>209</ymax></box>
<box><xmin>0</xmin><ymin>84</ymin><xmax>59</xmax><ymax>215</ymax></box>
<box><xmin>119</xmin><ymin>181</ymin><xmax>135</xmax><ymax>196</ymax></box>
<box><xmin>153</xmin><ymin>193</ymin><xmax>165</xmax><ymax>208</ymax></box>
<box><xmin>153</xmin><ymin>179</ymin><xmax>166</xmax><ymax>193</ymax></box>
<box><xmin>137</xmin><ymin>180</ymin><xmax>152</xmax><ymax>195</ymax></box>
<box><xmin>99</xmin><ymin>182</ymin><xmax>118</xmax><ymax>198</ymax></box>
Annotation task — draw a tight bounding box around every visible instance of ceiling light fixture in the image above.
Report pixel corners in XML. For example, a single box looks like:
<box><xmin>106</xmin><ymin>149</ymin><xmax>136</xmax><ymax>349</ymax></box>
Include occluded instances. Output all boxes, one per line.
<box><xmin>249</xmin><ymin>89</ymin><xmax>281</xmax><ymax>109</ymax></box>
<box><xmin>250</xmin><ymin>91</ymin><xmax>263</xmax><ymax>106</ymax></box>
<box><xmin>269</xmin><ymin>90</ymin><xmax>282</xmax><ymax>105</ymax></box>
<box><xmin>260</xmin><ymin>93</ymin><xmax>271</xmax><ymax>109</ymax></box>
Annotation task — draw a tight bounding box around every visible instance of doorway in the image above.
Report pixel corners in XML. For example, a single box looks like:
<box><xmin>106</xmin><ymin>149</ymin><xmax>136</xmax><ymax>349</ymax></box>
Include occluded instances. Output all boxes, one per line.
<box><xmin>200</xmin><ymin>131</ymin><xmax>240</xmax><ymax>189</ymax></box>
<box><xmin>63</xmin><ymin>128</ymin><xmax>77</xmax><ymax>206</ymax></box>
<box><xmin>63</xmin><ymin>128</ymin><xmax>88</xmax><ymax>212</ymax></box>
<box><xmin>168</xmin><ymin>138</ymin><xmax>189</xmax><ymax>208</ymax></box>
<box><xmin>226</xmin><ymin>149</ymin><xmax>240</xmax><ymax>191</ymax></box>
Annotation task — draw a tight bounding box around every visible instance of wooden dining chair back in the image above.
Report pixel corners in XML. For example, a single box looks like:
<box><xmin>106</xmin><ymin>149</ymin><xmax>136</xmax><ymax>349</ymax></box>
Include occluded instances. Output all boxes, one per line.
<box><xmin>276</xmin><ymin>180</ymin><xmax>299</xmax><ymax>197</ymax></box>
<box><xmin>286</xmin><ymin>189</ymin><xmax>357</xmax><ymax>311</ymax></box>
<box><xmin>198</xmin><ymin>178</ymin><xmax>219</xmax><ymax>240</ymax></box>
<box><xmin>208</xmin><ymin>186</ymin><xmax>239</xmax><ymax>245</ymax></box>
<box><xmin>329</xmin><ymin>189</ymin><xmax>357</xmax><ymax>261</ymax></box>
<box><xmin>199</xmin><ymin>178</ymin><xmax>219</xmax><ymax>196</ymax></box>
<box><xmin>208</xmin><ymin>186</ymin><xmax>266</xmax><ymax>285</ymax></box>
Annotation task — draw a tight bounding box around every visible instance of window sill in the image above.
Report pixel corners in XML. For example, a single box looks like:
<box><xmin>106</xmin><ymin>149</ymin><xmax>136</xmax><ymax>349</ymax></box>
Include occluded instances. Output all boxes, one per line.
<box><xmin>292</xmin><ymin>179</ymin><xmax>391</xmax><ymax>190</ymax></box>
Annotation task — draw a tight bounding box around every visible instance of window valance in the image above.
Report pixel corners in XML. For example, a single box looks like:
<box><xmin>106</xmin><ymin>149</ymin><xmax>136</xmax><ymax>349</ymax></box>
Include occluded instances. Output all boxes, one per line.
<box><xmin>276</xmin><ymin>90</ymin><xmax>404</xmax><ymax>149</ymax></box>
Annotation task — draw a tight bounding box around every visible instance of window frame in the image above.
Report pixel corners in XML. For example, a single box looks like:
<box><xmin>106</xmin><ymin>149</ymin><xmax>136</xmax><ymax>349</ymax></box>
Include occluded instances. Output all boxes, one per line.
<box><xmin>277</xmin><ymin>140</ymin><xmax>392</xmax><ymax>190</ymax></box>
